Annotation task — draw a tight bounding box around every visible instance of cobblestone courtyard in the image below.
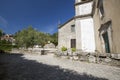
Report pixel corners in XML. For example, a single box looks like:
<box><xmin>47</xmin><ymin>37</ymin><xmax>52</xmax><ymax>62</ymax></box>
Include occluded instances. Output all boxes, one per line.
<box><xmin>0</xmin><ymin>53</ymin><xmax>120</xmax><ymax>80</ymax></box>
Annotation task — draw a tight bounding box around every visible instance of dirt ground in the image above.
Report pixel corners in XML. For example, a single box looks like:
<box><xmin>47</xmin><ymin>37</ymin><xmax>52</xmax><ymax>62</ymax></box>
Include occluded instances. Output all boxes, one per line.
<box><xmin>0</xmin><ymin>53</ymin><xmax>120</xmax><ymax>80</ymax></box>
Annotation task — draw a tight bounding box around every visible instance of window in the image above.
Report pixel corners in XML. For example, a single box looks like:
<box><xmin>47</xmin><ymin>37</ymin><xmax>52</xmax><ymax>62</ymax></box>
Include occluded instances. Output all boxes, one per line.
<box><xmin>98</xmin><ymin>0</ymin><xmax>104</xmax><ymax>18</ymax></box>
<box><xmin>71</xmin><ymin>25</ymin><xmax>75</xmax><ymax>32</ymax></box>
<box><xmin>100</xmin><ymin>0</ymin><xmax>104</xmax><ymax>16</ymax></box>
<box><xmin>71</xmin><ymin>39</ymin><xmax>76</xmax><ymax>48</ymax></box>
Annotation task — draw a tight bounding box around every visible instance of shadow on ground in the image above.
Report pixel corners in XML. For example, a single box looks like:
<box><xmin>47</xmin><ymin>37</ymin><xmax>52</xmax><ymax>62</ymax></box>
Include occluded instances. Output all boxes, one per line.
<box><xmin>0</xmin><ymin>53</ymin><xmax>108</xmax><ymax>80</ymax></box>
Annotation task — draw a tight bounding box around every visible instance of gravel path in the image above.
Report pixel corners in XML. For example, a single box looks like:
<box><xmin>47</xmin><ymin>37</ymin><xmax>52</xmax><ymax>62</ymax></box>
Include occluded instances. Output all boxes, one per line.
<box><xmin>0</xmin><ymin>53</ymin><xmax>120</xmax><ymax>80</ymax></box>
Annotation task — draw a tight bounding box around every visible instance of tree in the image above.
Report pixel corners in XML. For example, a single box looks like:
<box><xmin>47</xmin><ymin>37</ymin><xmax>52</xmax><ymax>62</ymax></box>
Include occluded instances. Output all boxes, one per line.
<box><xmin>0</xmin><ymin>29</ymin><xmax>3</xmax><ymax>37</ymax></box>
<box><xmin>51</xmin><ymin>32</ymin><xmax>58</xmax><ymax>46</ymax></box>
<box><xmin>14</xmin><ymin>26</ymin><xmax>54</xmax><ymax>48</ymax></box>
<box><xmin>14</xmin><ymin>25</ymin><xmax>58</xmax><ymax>48</ymax></box>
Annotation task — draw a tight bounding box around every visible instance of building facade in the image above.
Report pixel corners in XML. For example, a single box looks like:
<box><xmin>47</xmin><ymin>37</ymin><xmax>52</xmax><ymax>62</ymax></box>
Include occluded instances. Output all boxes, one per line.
<box><xmin>58</xmin><ymin>18</ymin><xmax>76</xmax><ymax>49</ymax></box>
<box><xmin>93</xmin><ymin>0</ymin><xmax>120</xmax><ymax>54</ymax></box>
<box><xmin>75</xmin><ymin>0</ymin><xmax>95</xmax><ymax>52</ymax></box>
<box><xmin>58</xmin><ymin>0</ymin><xmax>95</xmax><ymax>52</ymax></box>
<box><xmin>58</xmin><ymin>0</ymin><xmax>120</xmax><ymax>54</ymax></box>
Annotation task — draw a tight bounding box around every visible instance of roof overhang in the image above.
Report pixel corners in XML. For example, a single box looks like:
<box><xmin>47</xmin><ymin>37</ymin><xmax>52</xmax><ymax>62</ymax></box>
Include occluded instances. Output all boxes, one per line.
<box><xmin>99</xmin><ymin>21</ymin><xmax>112</xmax><ymax>32</ymax></box>
<box><xmin>58</xmin><ymin>17</ymin><xmax>75</xmax><ymax>29</ymax></box>
<box><xmin>74</xmin><ymin>0</ymin><xmax>93</xmax><ymax>6</ymax></box>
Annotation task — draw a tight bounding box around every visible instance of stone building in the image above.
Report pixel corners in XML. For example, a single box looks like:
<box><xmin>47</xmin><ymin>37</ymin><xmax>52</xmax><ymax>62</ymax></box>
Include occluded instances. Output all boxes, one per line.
<box><xmin>58</xmin><ymin>18</ymin><xmax>76</xmax><ymax>49</ymax></box>
<box><xmin>1</xmin><ymin>34</ymin><xmax>15</xmax><ymax>43</ymax></box>
<box><xmin>58</xmin><ymin>0</ymin><xmax>95</xmax><ymax>52</ymax></box>
<box><xmin>58</xmin><ymin>0</ymin><xmax>120</xmax><ymax>55</ymax></box>
<box><xmin>93</xmin><ymin>0</ymin><xmax>120</xmax><ymax>54</ymax></box>
<box><xmin>75</xmin><ymin>0</ymin><xmax>95</xmax><ymax>52</ymax></box>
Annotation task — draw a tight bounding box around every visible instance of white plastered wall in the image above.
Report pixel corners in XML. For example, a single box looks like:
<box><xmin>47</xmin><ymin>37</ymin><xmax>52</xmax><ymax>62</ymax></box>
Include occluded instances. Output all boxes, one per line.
<box><xmin>76</xmin><ymin>2</ymin><xmax>93</xmax><ymax>16</ymax></box>
<box><xmin>81</xmin><ymin>18</ymin><xmax>95</xmax><ymax>52</ymax></box>
<box><xmin>76</xmin><ymin>18</ymin><xmax>96</xmax><ymax>52</ymax></box>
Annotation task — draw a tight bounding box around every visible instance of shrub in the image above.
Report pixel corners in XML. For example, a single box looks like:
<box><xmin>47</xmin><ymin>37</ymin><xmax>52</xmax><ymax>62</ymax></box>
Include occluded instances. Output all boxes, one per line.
<box><xmin>61</xmin><ymin>46</ymin><xmax>67</xmax><ymax>52</ymax></box>
<box><xmin>71</xmin><ymin>48</ymin><xmax>76</xmax><ymax>52</ymax></box>
<box><xmin>0</xmin><ymin>40</ymin><xmax>13</xmax><ymax>52</ymax></box>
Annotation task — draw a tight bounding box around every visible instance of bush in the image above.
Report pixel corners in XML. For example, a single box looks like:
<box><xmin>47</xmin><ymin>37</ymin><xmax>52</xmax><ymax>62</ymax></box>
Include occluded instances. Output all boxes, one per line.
<box><xmin>71</xmin><ymin>48</ymin><xmax>76</xmax><ymax>52</ymax></box>
<box><xmin>0</xmin><ymin>40</ymin><xmax>13</xmax><ymax>52</ymax></box>
<box><xmin>61</xmin><ymin>46</ymin><xmax>67</xmax><ymax>52</ymax></box>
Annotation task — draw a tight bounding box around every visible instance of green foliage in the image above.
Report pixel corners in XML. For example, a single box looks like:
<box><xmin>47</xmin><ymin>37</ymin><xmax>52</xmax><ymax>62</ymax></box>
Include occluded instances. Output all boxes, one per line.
<box><xmin>61</xmin><ymin>46</ymin><xmax>67</xmax><ymax>51</ymax></box>
<box><xmin>71</xmin><ymin>48</ymin><xmax>76</xmax><ymax>52</ymax></box>
<box><xmin>0</xmin><ymin>29</ymin><xmax>3</xmax><ymax>37</ymax></box>
<box><xmin>0</xmin><ymin>29</ymin><xmax>13</xmax><ymax>52</ymax></box>
<box><xmin>14</xmin><ymin>26</ymin><xmax>58</xmax><ymax>48</ymax></box>
<box><xmin>0</xmin><ymin>40</ymin><xmax>13</xmax><ymax>52</ymax></box>
<box><xmin>51</xmin><ymin>32</ymin><xmax>58</xmax><ymax>46</ymax></box>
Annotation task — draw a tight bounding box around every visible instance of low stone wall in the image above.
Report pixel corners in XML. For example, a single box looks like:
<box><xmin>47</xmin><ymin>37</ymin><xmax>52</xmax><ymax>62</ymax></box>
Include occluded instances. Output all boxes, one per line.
<box><xmin>111</xmin><ymin>54</ymin><xmax>120</xmax><ymax>59</ymax></box>
<box><xmin>11</xmin><ymin>48</ymin><xmax>57</xmax><ymax>55</ymax></box>
<box><xmin>55</xmin><ymin>50</ymin><xmax>120</xmax><ymax>67</ymax></box>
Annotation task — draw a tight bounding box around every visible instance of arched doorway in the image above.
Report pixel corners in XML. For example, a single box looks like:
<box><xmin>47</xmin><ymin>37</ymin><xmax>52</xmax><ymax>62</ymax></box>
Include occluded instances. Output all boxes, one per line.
<box><xmin>102</xmin><ymin>32</ymin><xmax>110</xmax><ymax>53</ymax></box>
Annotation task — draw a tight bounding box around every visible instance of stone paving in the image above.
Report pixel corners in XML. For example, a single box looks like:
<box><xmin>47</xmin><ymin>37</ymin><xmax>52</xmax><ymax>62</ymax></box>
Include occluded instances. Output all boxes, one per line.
<box><xmin>0</xmin><ymin>53</ymin><xmax>120</xmax><ymax>80</ymax></box>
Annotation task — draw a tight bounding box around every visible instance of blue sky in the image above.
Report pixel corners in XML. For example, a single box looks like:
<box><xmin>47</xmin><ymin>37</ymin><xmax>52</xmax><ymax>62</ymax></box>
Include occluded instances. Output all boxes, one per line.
<box><xmin>0</xmin><ymin>0</ymin><xmax>75</xmax><ymax>34</ymax></box>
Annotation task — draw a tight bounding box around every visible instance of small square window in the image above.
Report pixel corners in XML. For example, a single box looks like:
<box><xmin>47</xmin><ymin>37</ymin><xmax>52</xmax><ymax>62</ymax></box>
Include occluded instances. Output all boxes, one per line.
<box><xmin>71</xmin><ymin>25</ymin><xmax>75</xmax><ymax>32</ymax></box>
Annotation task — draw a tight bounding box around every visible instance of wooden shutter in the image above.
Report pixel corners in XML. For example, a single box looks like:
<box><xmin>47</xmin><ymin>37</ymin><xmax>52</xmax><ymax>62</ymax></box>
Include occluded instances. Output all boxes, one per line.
<box><xmin>71</xmin><ymin>39</ymin><xmax>76</xmax><ymax>48</ymax></box>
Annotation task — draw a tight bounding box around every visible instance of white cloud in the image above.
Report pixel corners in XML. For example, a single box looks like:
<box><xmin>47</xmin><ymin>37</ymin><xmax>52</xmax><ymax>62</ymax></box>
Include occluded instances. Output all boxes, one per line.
<box><xmin>44</xmin><ymin>23</ymin><xmax>58</xmax><ymax>34</ymax></box>
<box><xmin>35</xmin><ymin>23</ymin><xmax>58</xmax><ymax>34</ymax></box>
<box><xmin>0</xmin><ymin>16</ymin><xmax>8</xmax><ymax>28</ymax></box>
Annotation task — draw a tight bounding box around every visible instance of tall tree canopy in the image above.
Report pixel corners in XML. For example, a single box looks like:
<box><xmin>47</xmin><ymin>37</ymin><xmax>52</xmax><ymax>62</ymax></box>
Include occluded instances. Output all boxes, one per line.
<box><xmin>14</xmin><ymin>26</ymin><xmax>58</xmax><ymax>48</ymax></box>
<box><xmin>51</xmin><ymin>32</ymin><xmax>58</xmax><ymax>46</ymax></box>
